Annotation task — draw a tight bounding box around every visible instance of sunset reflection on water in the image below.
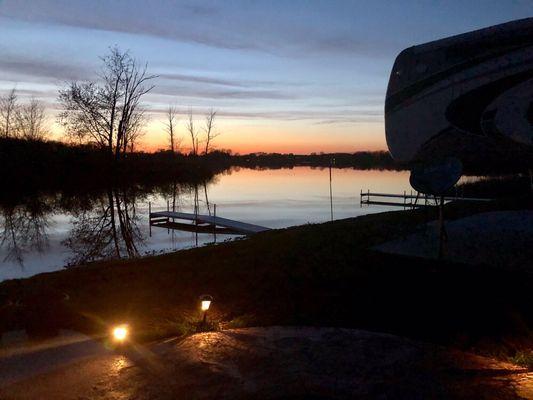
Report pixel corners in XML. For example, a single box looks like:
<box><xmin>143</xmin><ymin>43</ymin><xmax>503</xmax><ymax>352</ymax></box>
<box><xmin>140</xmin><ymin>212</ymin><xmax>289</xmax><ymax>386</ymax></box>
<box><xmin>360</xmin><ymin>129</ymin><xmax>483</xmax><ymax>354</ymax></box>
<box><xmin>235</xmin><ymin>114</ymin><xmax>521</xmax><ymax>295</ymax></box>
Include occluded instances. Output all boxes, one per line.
<box><xmin>0</xmin><ymin>167</ymin><xmax>411</xmax><ymax>280</ymax></box>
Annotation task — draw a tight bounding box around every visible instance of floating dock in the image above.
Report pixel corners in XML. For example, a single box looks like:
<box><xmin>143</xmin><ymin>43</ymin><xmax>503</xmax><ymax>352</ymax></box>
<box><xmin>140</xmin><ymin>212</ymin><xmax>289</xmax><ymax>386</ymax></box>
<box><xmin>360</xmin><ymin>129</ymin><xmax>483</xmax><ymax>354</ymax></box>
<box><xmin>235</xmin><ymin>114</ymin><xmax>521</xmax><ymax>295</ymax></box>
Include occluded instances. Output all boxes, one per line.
<box><xmin>360</xmin><ymin>190</ymin><xmax>492</xmax><ymax>209</ymax></box>
<box><xmin>149</xmin><ymin>210</ymin><xmax>270</xmax><ymax>235</ymax></box>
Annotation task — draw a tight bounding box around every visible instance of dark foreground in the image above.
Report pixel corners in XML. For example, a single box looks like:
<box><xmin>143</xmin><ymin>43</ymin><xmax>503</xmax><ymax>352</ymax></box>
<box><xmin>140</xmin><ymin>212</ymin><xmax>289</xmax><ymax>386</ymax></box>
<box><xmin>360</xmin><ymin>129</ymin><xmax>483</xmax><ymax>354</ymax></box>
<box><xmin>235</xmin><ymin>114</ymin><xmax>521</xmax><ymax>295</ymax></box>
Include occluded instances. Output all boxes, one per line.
<box><xmin>0</xmin><ymin>195</ymin><xmax>531</xmax><ymax>397</ymax></box>
<box><xmin>1</xmin><ymin>327</ymin><xmax>531</xmax><ymax>399</ymax></box>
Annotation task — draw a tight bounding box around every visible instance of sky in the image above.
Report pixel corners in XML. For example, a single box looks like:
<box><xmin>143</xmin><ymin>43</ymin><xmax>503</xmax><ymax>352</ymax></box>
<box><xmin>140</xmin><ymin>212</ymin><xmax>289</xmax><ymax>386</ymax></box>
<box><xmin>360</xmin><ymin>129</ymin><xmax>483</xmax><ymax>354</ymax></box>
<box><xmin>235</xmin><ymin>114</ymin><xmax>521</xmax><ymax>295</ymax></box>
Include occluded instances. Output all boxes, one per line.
<box><xmin>0</xmin><ymin>0</ymin><xmax>531</xmax><ymax>154</ymax></box>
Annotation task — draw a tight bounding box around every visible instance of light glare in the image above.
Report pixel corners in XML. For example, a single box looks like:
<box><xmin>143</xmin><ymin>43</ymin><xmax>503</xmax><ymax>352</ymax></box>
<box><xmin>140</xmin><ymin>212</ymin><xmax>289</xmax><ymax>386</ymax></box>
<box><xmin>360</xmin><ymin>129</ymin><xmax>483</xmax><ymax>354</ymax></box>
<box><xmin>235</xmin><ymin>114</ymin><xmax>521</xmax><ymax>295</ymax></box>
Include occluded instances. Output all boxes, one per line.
<box><xmin>201</xmin><ymin>300</ymin><xmax>211</xmax><ymax>311</ymax></box>
<box><xmin>113</xmin><ymin>325</ymin><xmax>128</xmax><ymax>341</ymax></box>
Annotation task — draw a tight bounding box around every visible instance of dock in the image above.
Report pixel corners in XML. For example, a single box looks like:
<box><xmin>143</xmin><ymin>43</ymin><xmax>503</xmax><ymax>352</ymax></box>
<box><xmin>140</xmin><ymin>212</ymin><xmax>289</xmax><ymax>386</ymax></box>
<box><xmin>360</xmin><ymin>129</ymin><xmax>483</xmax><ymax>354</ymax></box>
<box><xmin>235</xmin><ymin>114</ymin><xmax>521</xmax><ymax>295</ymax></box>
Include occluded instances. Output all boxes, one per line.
<box><xmin>360</xmin><ymin>190</ymin><xmax>492</xmax><ymax>209</ymax></box>
<box><xmin>149</xmin><ymin>210</ymin><xmax>270</xmax><ymax>235</ymax></box>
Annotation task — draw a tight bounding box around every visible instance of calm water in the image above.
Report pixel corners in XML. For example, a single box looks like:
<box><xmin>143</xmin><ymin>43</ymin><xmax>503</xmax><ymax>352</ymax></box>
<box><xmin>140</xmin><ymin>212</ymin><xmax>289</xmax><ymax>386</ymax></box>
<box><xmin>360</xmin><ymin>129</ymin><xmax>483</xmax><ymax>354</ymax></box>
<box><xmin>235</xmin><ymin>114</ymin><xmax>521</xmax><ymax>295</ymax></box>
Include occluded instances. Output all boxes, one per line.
<box><xmin>0</xmin><ymin>167</ymin><xmax>413</xmax><ymax>281</ymax></box>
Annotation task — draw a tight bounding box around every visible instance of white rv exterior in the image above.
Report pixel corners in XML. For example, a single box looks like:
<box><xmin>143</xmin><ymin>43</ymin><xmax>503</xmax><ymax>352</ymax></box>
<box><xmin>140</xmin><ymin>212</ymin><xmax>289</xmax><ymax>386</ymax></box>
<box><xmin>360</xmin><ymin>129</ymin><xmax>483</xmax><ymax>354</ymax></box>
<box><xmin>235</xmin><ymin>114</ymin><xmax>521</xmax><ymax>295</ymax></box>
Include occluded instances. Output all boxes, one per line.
<box><xmin>385</xmin><ymin>18</ymin><xmax>533</xmax><ymax>163</ymax></box>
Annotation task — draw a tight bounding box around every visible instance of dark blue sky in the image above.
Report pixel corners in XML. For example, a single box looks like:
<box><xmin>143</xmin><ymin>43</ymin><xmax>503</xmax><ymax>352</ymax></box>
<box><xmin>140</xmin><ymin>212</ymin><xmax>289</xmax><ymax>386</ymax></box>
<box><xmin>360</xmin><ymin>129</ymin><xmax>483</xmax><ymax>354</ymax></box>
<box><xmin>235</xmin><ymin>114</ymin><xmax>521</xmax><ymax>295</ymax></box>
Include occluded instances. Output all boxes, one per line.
<box><xmin>0</xmin><ymin>0</ymin><xmax>531</xmax><ymax>152</ymax></box>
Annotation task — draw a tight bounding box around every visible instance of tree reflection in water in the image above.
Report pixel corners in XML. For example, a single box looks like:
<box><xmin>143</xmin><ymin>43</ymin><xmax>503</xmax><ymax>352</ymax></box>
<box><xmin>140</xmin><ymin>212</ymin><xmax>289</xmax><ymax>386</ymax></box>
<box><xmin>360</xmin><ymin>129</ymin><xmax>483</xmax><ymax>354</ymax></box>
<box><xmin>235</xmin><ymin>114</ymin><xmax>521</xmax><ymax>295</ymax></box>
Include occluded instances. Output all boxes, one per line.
<box><xmin>0</xmin><ymin>198</ymin><xmax>52</xmax><ymax>266</ymax></box>
<box><xmin>0</xmin><ymin>174</ymin><xmax>219</xmax><ymax>268</ymax></box>
<box><xmin>157</xmin><ymin>177</ymin><xmax>218</xmax><ymax>247</ymax></box>
<box><xmin>64</xmin><ymin>187</ymin><xmax>145</xmax><ymax>265</ymax></box>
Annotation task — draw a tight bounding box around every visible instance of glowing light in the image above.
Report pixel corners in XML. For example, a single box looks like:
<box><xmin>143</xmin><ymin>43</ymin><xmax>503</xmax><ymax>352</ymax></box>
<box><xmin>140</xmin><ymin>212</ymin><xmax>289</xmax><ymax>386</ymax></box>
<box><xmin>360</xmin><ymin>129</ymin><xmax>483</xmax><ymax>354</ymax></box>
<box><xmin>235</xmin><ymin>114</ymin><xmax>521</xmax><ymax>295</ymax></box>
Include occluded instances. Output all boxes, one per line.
<box><xmin>201</xmin><ymin>300</ymin><xmax>211</xmax><ymax>311</ymax></box>
<box><xmin>112</xmin><ymin>325</ymin><xmax>128</xmax><ymax>342</ymax></box>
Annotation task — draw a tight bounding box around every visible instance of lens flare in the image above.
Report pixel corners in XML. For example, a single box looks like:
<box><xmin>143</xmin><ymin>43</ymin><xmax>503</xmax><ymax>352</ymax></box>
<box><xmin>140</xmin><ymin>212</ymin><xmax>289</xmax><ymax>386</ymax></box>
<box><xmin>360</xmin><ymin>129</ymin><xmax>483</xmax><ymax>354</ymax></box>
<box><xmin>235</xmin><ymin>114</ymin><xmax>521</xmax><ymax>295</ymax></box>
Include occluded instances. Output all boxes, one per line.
<box><xmin>112</xmin><ymin>325</ymin><xmax>128</xmax><ymax>341</ymax></box>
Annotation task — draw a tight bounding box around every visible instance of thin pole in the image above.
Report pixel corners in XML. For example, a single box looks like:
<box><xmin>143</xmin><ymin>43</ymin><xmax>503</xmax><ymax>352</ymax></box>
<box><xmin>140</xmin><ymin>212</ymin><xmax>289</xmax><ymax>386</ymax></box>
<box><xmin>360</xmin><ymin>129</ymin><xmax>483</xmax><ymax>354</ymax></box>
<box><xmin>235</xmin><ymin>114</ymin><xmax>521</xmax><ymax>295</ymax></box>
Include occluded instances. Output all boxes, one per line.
<box><xmin>195</xmin><ymin>187</ymin><xmax>198</xmax><ymax>247</ymax></box>
<box><xmin>167</xmin><ymin>200</ymin><xmax>170</xmax><ymax>234</ymax></box>
<box><xmin>148</xmin><ymin>201</ymin><xmax>152</xmax><ymax>237</ymax></box>
<box><xmin>438</xmin><ymin>195</ymin><xmax>445</xmax><ymax>259</ymax></box>
<box><xmin>329</xmin><ymin>162</ymin><xmax>333</xmax><ymax>221</ymax></box>
<box><xmin>213</xmin><ymin>204</ymin><xmax>217</xmax><ymax>243</ymax></box>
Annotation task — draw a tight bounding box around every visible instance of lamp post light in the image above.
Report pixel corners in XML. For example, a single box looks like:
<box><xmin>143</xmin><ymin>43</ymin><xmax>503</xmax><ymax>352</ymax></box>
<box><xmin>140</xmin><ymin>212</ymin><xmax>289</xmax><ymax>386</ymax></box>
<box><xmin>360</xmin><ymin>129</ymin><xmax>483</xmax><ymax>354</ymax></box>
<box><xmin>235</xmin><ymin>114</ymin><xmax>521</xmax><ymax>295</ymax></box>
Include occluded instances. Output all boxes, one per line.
<box><xmin>199</xmin><ymin>294</ymin><xmax>213</xmax><ymax>324</ymax></box>
<box><xmin>111</xmin><ymin>324</ymin><xmax>129</xmax><ymax>344</ymax></box>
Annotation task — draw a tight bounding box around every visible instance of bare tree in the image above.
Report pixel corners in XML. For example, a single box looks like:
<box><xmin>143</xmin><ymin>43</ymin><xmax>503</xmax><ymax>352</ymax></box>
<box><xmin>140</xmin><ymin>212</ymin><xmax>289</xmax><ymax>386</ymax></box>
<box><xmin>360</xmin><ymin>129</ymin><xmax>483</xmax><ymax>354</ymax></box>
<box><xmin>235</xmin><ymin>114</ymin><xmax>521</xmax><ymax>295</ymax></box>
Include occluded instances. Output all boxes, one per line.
<box><xmin>15</xmin><ymin>98</ymin><xmax>48</xmax><ymax>141</ymax></box>
<box><xmin>0</xmin><ymin>88</ymin><xmax>17</xmax><ymax>138</ymax></box>
<box><xmin>203</xmin><ymin>109</ymin><xmax>219</xmax><ymax>155</ymax></box>
<box><xmin>164</xmin><ymin>105</ymin><xmax>180</xmax><ymax>153</ymax></box>
<box><xmin>58</xmin><ymin>47</ymin><xmax>157</xmax><ymax>160</ymax></box>
<box><xmin>123</xmin><ymin>107</ymin><xmax>146</xmax><ymax>153</ymax></box>
<box><xmin>186</xmin><ymin>109</ymin><xmax>198</xmax><ymax>156</ymax></box>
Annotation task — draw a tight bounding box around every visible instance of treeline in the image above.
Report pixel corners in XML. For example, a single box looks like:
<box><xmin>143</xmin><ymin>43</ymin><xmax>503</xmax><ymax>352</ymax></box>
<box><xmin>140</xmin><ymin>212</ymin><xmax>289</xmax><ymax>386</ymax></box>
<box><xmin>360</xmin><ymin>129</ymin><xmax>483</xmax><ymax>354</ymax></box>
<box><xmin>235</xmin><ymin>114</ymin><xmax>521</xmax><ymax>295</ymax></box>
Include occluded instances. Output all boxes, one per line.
<box><xmin>0</xmin><ymin>137</ymin><xmax>232</xmax><ymax>200</ymax></box>
<box><xmin>0</xmin><ymin>137</ymin><xmax>405</xmax><ymax>196</ymax></box>
<box><xmin>233</xmin><ymin>151</ymin><xmax>404</xmax><ymax>170</ymax></box>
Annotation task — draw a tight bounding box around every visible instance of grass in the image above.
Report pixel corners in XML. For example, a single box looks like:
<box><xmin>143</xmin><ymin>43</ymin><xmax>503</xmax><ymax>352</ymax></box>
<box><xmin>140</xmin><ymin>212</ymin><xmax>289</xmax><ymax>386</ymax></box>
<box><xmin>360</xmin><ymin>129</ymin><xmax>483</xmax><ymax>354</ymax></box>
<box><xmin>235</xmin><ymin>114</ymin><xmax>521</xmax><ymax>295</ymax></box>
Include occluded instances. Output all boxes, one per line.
<box><xmin>0</xmin><ymin>194</ymin><xmax>531</xmax><ymax>362</ymax></box>
<box><xmin>510</xmin><ymin>351</ymin><xmax>533</xmax><ymax>369</ymax></box>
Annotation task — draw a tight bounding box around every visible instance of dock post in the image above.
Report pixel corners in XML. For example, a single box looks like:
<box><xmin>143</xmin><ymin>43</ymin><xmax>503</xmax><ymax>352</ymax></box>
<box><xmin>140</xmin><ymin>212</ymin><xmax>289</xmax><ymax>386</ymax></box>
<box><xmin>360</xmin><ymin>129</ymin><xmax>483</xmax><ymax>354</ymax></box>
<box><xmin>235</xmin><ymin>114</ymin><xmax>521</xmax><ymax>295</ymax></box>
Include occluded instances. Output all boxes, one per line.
<box><xmin>213</xmin><ymin>204</ymin><xmax>217</xmax><ymax>243</ymax></box>
<box><xmin>167</xmin><ymin>200</ymin><xmax>170</xmax><ymax>234</ymax></box>
<box><xmin>438</xmin><ymin>195</ymin><xmax>446</xmax><ymax>259</ymax></box>
<box><xmin>360</xmin><ymin>189</ymin><xmax>362</xmax><ymax>208</ymax></box>
<box><xmin>148</xmin><ymin>201</ymin><xmax>152</xmax><ymax>237</ymax></box>
<box><xmin>329</xmin><ymin>162</ymin><xmax>333</xmax><ymax>221</ymax></box>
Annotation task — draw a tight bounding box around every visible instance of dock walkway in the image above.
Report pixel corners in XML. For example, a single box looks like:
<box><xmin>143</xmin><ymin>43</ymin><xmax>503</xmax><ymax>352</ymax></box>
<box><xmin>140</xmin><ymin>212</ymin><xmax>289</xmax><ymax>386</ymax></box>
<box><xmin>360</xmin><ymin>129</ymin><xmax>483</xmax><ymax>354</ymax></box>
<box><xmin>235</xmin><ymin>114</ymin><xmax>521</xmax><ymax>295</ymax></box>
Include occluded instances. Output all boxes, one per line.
<box><xmin>360</xmin><ymin>190</ymin><xmax>492</xmax><ymax>209</ymax></box>
<box><xmin>149</xmin><ymin>211</ymin><xmax>270</xmax><ymax>235</ymax></box>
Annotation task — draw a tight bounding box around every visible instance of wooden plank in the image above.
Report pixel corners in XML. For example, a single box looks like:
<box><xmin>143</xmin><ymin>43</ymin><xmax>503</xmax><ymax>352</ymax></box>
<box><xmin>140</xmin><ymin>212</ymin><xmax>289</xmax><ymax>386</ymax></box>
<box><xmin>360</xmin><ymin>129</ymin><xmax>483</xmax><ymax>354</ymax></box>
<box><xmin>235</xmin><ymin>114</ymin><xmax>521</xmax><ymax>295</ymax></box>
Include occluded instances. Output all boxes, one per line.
<box><xmin>361</xmin><ymin>200</ymin><xmax>426</xmax><ymax>208</ymax></box>
<box><xmin>149</xmin><ymin>211</ymin><xmax>270</xmax><ymax>234</ymax></box>
<box><xmin>362</xmin><ymin>192</ymin><xmax>492</xmax><ymax>202</ymax></box>
<box><xmin>152</xmin><ymin>220</ymin><xmax>238</xmax><ymax>234</ymax></box>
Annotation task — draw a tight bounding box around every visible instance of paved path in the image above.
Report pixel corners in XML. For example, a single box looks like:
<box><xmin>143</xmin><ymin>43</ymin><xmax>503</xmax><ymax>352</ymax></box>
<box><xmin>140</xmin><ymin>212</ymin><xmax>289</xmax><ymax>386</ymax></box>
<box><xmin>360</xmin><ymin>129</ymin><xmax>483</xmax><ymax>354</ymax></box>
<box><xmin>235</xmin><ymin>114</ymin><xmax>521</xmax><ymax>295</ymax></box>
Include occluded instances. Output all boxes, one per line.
<box><xmin>0</xmin><ymin>327</ymin><xmax>530</xmax><ymax>399</ymax></box>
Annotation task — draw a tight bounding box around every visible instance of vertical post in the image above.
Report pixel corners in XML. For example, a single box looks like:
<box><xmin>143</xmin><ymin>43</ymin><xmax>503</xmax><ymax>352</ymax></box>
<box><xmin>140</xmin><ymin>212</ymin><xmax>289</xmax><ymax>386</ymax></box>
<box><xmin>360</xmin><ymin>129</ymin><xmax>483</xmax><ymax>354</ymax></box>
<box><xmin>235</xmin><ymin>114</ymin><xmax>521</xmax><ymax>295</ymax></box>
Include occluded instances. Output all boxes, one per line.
<box><xmin>329</xmin><ymin>162</ymin><xmax>333</xmax><ymax>221</ymax></box>
<box><xmin>360</xmin><ymin>189</ymin><xmax>362</xmax><ymax>208</ymax></box>
<box><xmin>148</xmin><ymin>201</ymin><xmax>152</xmax><ymax>237</ymax></box>
<box><xmin>213</xmin><ymin>204</ymin><xmax>217</xmax><ymax>243</ymax></box>
<box><xmin>438</xmin><ymin>195</ymin><xmax>445</xmax><ymax>260</ymax></box>
<box><xmin>167</xmin><ymin>200</ymin><xmax>170</xmax><ymax>234</ymax></box>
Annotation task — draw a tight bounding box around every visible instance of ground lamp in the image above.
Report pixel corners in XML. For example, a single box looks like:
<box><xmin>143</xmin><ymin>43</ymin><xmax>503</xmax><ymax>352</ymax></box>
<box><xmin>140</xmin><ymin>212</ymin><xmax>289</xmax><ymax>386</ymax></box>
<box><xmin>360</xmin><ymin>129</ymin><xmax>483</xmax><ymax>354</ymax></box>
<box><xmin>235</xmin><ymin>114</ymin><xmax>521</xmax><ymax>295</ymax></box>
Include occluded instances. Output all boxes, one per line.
<box><xmin>200</xmin><ymin>294</ymin><xmax>213</xmax><ymax>324</ymax></box>
<box><xmin>111</xmin><ymin>324</ymin><xmax>129</xmax><ymax>343</ymax></box>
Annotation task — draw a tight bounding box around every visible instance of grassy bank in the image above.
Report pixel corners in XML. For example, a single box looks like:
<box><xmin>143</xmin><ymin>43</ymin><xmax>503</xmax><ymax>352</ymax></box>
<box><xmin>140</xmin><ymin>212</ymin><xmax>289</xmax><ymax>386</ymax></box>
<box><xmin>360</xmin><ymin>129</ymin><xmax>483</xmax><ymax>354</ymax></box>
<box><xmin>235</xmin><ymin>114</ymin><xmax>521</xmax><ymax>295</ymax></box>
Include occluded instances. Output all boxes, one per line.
<box><xmin>0</xmin><ymin>195</ymin><xmax>531</xmax><ymax>363</ymax></box>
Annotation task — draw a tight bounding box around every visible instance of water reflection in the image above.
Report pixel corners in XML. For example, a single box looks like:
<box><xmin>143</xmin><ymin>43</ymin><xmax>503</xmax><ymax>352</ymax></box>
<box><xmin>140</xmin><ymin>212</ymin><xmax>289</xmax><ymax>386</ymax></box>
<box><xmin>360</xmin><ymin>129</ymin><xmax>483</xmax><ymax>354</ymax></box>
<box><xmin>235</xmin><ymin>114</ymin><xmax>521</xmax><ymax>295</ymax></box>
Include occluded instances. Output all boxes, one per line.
<box><xmin>64</xmin><ymin>187</ymin><xmax>145</xmax><ymax>265</ymax></box>
<box><xmin>0</xmin><ymin>199</ymin><xmax>51</xmax><ymax>265</ymax></box>
<box><xmin>155</xmin><ymin>179</ymin><xmax>216</xmax><ymax>247</ymax></box>
<box><xmin>0</xmin><ymin>167</ymin><xmax>414</xmax><ymax>280</ymax></box>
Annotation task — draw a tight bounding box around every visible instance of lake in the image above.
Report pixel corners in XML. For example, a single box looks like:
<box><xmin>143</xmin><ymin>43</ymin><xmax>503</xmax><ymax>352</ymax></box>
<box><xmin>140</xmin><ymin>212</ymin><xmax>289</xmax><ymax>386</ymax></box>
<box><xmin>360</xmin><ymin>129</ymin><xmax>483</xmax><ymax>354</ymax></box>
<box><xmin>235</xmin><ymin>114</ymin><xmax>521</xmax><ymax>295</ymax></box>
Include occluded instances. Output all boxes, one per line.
<box><xmin>0</xmin><ymin>167</ymin><xmax>413</xmax><ymax>281</ymax></box>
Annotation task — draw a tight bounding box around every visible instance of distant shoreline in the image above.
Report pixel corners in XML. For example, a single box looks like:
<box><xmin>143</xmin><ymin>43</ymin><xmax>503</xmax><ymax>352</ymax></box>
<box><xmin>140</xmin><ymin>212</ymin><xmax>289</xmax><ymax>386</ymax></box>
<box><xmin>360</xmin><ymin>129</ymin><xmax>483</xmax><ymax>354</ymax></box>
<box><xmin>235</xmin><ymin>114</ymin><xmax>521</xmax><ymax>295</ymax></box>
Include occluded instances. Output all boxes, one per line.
<box><xmin>0</xmin><ymin>137</ymin><xmax>404</xmax><ymax>199</ymax></box>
